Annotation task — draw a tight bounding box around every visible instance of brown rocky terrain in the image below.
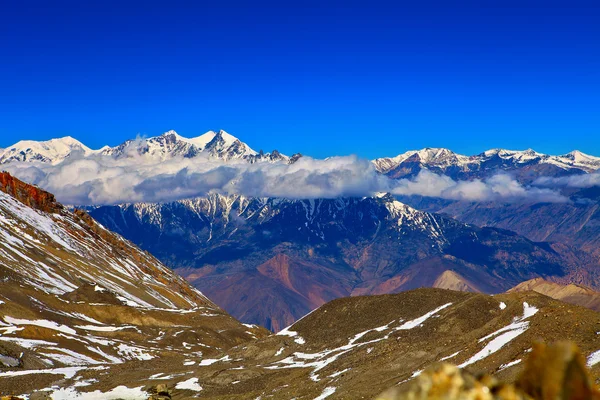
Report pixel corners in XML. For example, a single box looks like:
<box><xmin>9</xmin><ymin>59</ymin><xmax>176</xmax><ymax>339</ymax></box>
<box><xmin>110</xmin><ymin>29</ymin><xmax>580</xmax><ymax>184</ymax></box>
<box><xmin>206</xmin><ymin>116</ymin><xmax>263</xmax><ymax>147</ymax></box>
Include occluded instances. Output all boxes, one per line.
<box><xmin>0</xmin><ymin>172</ymin><xmax>63</xmax><ymax>213</ymax></box>
<box><xmin>432</xmin><ymin>270</ymin><xmax>482</xmax><ymax>292</ymax></box>
<box><xmin>5</xmin><ymin>288</ymin><xmax>600</xmax><ymax>399</ymax></box>
<box><xmin>0</xmin><ymin>172</ymin><xmax>266</xmax><ymax>397</ymax></box>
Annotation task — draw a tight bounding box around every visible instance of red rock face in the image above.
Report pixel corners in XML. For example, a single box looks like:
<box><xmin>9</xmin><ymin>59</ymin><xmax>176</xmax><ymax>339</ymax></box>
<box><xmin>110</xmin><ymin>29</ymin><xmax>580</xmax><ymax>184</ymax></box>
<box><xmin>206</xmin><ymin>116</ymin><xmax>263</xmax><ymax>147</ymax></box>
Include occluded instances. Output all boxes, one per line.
<box><xmin>0</xmin><ymin>172</ymin><xmax>63</xmax><ymax>213</ymax></box>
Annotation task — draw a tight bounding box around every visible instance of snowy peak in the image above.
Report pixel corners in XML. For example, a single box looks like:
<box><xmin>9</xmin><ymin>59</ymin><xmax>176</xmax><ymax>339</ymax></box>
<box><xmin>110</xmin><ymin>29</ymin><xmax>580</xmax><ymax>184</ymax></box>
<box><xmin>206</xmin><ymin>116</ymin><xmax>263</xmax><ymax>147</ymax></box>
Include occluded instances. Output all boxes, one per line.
<box><xmin>374</xmin><ymin>147</ymin><xmax>600</xmax><ymax>176</ymax></box>
<box><xmin>481</xmin><ymin>148</ymin><xmax>542</xmax><ymax>162</ymax></box>
<box><xmin>409</xmin><ymin>147</ymin><xmax>470</xmax><ymax>166</ymax></box>
<box><xmin>0</xmin><ymin>136</ymin><xmax>92</xmax><ymax>164</ymax></box>
<box><xmin>0</xmin><ymin>129</ymin><xmax>269</xmax><ymax>164</ymax></box>
<box><xmin>373</xmin><ymin>148</ymin><xmax>470</xmax><ymax>173</ymax></box>
<box><xmin>203</xmin><ymin>129</ymin><xmax>257</xmax><ymax>159</ymax></box>
<box><xmin>138</xmin><ymin>130</ymin><xmax>203</xmax><ymax>159</ymax></box>
<box><xmin>561</xmin><ymin>150</ymin><xmax>600</xmax><ymax>166</ymax></box>
<box><xmin>185</xmin><ymin>130</ymin><xmax>219</xmax><ymax>149</ymax></box>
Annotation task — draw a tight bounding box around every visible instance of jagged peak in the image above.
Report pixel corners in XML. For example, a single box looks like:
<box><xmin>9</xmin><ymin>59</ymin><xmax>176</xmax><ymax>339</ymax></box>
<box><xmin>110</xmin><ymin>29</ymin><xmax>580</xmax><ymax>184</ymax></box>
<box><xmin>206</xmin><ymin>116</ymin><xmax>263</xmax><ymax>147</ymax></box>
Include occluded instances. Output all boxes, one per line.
<box><xmin>374</xmin><ymin>192</ymin><xmax>394</xmax><ymax>200</ymax></box>
<box><xmin>158</xmin><ymin>129</ymin><xmax>181</xmax><ymax>138</ymax></box>
<box><xmin>563</xmin><ymin>150</ymin><xmax>600</xmax><ymax>162</ymax></box>
<box><xmin>372</xmin><ymin>192</ymin><xmax>420</xmax><ymax>215</ymax></box>
<box><xmin>183</xmin><ymin>129</ymin><xmax>244</xmax><ymax>151</ymax></box>
<box><xmin>482</xmin><ymin>148</ymin><xmax>543</xmax><ymax>158</ymax></box>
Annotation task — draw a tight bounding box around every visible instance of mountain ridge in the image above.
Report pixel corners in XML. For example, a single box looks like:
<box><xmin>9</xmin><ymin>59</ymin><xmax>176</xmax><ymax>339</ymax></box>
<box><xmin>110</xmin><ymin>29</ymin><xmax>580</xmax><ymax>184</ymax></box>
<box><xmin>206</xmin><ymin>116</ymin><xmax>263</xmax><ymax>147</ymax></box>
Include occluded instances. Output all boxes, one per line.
<box><xmin>373</xmin><ymin>147</ymin><xmax>600</xmax><ymax>181</ymax></box>
<box><xmin>2</xmin><ymin>131</ymin><xmax>598</xmax><ymax>174</ymax></box>
<box><xmin>3</xmin><ymin>173</ymin><xmax>600</xmax><ymax>398</ymax></box>
<box><xmin>0</xmin><ymin>130</ymin><xmax>296</xmax><ymax>165</ymax></box>
<box><xmin>87</xmin><ymin>192</ymin><xmax>581</xmax><ymax>331</ymax></box>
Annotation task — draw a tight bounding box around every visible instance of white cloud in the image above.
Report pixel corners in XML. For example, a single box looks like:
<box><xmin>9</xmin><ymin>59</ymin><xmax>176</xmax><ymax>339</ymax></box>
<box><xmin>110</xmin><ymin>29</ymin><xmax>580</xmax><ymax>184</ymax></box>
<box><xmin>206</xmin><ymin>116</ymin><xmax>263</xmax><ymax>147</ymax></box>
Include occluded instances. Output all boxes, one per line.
<box><xmin>533</xmin><ymin>171</ymin><xmax>600</xmax><ymax>189</ymax></box>
<box><xmin>391</xmin><ymin>170</ymin><xmax>568</xmax><ymax>203</ymax></box>
<box><xmin>2</xmin><ymin>154</ymin><xmax>568</xmax><ymax>205</ymax></box>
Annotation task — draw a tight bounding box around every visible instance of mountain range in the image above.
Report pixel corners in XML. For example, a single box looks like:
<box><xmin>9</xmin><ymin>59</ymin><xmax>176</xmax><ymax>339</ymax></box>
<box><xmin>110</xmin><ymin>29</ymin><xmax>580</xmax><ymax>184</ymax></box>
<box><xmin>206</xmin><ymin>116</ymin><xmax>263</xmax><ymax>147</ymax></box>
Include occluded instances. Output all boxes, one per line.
<box><xmin>0</xmin><ymin>130</ymin><xmax>295</xmax><ymax>165</ymax></box>
<box><xmin>86</xmin><ymin>192</ymin><xmax>592</xmax><ymax>331</ymax></box>
<box><xmin>373</xmin><ymin>147</ymin><xmax>600</xmax><ymax>182</ymax></box>
<box><xmin>2</xmin><ymin>130</ymin><xmax>600</xmax><ymax>331</ymax></box>
<box><xmin>2</xmin><ymin>131</ymin><xmax>600</xmax><ymax>177</ymax></box>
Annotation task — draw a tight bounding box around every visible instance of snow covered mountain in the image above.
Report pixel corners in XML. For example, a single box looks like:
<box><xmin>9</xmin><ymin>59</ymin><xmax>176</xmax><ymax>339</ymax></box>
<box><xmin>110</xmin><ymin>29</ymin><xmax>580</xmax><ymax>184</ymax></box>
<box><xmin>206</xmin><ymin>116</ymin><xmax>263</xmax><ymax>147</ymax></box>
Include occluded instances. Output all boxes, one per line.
<box><xmin>99</xmin><ymin>129</ymin><xmax>264</xmax><ymax>161</ymax></box>
<box><xmin>4</xmin><ymin>131</ymin><xmax>598</xmax><ymax>177</ymax></box>
<box><xmin>373</xmin><ymin>147</ymin><xmax>600</xmax><ymax>181</ymax></box>
<box><xmin>0</xmin><ymin>130</ymin><xmax>292</xmax><ymax>165</ymax></box>
<box><xmin>0</xmin><ymin>136</ymin><xmax>97</xmax><ymax>165</ymax></box>
<box><xmin>88</xmin><ymin>192</ymin><xmax>576</xmax><ymax>331</ymax></box>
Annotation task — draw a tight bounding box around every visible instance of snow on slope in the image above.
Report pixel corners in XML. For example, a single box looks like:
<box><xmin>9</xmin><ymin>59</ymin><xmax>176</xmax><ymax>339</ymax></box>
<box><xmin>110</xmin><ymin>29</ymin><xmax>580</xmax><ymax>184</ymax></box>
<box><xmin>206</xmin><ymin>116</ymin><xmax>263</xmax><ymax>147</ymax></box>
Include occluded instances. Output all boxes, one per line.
<box><xmin>0</xmin><ymin>176</ymin><xmax>211</xmax><ymax>309</ymax></box>
<box><xmin>0</xmin><ymin>173</ymin><xmax>263</xmax><ymax>380</ymax></box>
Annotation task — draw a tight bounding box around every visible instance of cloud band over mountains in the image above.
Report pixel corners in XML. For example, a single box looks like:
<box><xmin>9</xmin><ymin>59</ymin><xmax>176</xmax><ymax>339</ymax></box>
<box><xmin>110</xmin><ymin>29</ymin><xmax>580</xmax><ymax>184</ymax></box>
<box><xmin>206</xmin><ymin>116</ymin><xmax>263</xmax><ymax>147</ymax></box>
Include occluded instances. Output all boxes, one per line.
<box><xmin>2</xmin><ymin>152</ymin><xmax>572</xmax><ymax>205</ymax></box>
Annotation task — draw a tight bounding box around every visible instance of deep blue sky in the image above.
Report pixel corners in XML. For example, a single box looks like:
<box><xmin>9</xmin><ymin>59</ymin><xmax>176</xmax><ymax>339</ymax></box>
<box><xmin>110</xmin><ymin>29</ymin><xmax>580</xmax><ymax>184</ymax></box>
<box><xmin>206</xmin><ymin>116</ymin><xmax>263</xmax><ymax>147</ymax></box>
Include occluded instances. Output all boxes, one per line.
<box><xmin>1</xmin><ymin>0</ymin><xmax>599</xmax><ymax>158</ymax></box>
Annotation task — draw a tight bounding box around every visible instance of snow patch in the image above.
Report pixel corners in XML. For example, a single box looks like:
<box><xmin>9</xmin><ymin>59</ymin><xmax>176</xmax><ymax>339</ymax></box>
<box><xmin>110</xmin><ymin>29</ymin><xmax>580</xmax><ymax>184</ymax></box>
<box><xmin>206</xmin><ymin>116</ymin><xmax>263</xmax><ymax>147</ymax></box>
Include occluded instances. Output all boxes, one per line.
<box><xmin>314</xmin><ymin>386</ymin><xmax>336</xmax><ymax>400</ymax></box>
<box><xmin>587</xmin><ymin>350</ymin><xmax>600</xmax><ymax>367</ymax></box>
<box><xmin>459</xmin><ymin>302</ymin><xmax>538</xmax><ymax>368</ymax></box>
<box><xmin>499</xmin><ymin>359</ymin><xmax>522</xmax><ymax>371</ymax></box>
<box><xmin>43</xmin><ymin>385</ymin><xmax>147</xmax><ymax>399</ymax></box>
<box><xmin>175</xmin><ymin>377</ymin><xmax>203</xmax><ymax>392</ymax></box>
<box><xmin>3</xmin><ymin>316</ymin><xmax>76</xmax><ymax>335</ymax></box>
<box><xmin>395</xmin><ymin>303</ymin><xmax>452</xmax><ymax>330</ymax></box>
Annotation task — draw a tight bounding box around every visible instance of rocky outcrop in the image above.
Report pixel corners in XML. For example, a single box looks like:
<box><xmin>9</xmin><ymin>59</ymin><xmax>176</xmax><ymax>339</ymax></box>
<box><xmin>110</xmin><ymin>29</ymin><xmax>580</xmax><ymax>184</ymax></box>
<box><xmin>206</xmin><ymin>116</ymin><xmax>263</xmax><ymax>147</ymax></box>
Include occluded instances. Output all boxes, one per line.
<box><xmin>148</xmin><ymin>384</ymin><xmax>171</xmax><ymax>400</ymax></box>
<box><xmin>0</xmin><ymin>172</ymin><xmax>63</xmax><ymax>213</ymax></box>
<box><xmin>377</xmin><ymin>342</ymin><xmax>600</xmax><ymax>400</ymax></box>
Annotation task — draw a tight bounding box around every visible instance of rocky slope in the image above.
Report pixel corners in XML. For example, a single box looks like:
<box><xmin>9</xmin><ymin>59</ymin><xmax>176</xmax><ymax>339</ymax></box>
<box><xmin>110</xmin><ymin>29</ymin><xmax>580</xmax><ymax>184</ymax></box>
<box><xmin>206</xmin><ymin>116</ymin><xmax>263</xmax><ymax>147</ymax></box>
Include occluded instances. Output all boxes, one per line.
<box><xmin>87</xmin><ymin>193</ymin><xmax>580</xmax><ymax>331</ymax></box>
<box><xmin>6</xmin><ymin>289</ymin><xmax>600</xmax><ymax>399</ymax></box>
<box><xmin>0</xmin><ymin>173</ymin><xmax>265</xmax><ymax>396</ymax></box>
<box><xmin>430</xmin><ymin>198</ymin><xmax>600</xmax><ymax>258</ymax></box>
<box><xmin>395</xmin><ymin>194</ymin><xmax>600</xmax><ymax>290</ymax></box>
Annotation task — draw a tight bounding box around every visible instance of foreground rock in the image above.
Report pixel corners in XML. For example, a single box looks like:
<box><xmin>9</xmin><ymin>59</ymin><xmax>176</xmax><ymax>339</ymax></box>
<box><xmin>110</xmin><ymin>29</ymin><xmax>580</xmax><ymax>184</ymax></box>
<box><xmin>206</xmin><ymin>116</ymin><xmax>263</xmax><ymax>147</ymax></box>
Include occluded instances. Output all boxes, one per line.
<box><xmin>378</xmin><ymin>342</ymin><xmax>600</xmax><ymax>400</ymax></box>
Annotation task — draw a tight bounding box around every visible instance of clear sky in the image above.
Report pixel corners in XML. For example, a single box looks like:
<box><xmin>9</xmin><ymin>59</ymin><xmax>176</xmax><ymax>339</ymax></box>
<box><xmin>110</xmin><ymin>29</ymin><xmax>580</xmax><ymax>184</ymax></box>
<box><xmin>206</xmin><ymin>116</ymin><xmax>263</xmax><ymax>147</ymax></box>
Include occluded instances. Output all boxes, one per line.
<box><xmin>1</xmin><ymin>0</ymin><xmax>599</xmax><ymax>159</ymax></box>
